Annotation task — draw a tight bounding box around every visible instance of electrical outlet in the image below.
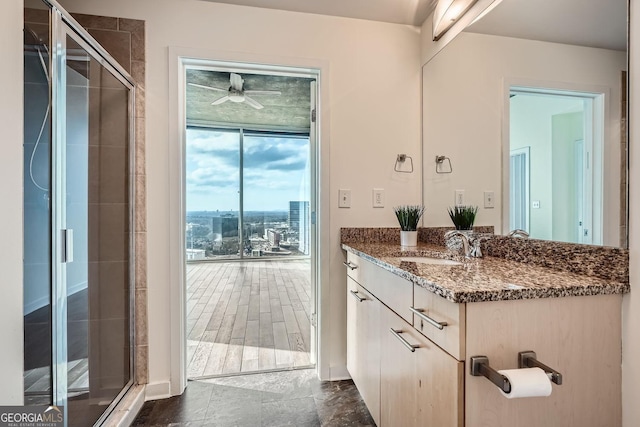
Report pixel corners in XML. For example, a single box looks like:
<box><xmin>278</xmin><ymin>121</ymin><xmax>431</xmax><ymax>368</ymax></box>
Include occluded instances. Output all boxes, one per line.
<box><xmin>532</xmin><ymin>200</ymin><xmax>541</xmax><ymax>209</ymax></box>
<box><xmin>455</xmin><ymin>190</ymin><xmax>465</xmax><ymax>206</ymax></box>
<box><xmin>339</xmin><ymin>189</ymin><xmax>351</xmax><ymax>208</ymax></box>
<box><xmin>484</xmin><ymin>191</ymin><xmax>495</xmax><ymax>208</ymax></box>
<box><xmin>373</xmin><ymin>188</ymin><xmax>384</xmax><ymax>208</ymax></box>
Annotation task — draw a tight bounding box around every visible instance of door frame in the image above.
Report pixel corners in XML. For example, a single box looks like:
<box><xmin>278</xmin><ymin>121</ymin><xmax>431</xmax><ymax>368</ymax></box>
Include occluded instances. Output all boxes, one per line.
<box><xmin>501</xmin><ymin>78</ymin><xmax>607</xmax><ymax>244</ymax></box>
<box><xmin>509</xmin><ymin>146</ymin><xmax>530</xmax><ymax>233</ymax></box>
<box><xmin>169</xmin><ymin>48</ymin><xmax>329</xmax><ymax>396</ymax></box>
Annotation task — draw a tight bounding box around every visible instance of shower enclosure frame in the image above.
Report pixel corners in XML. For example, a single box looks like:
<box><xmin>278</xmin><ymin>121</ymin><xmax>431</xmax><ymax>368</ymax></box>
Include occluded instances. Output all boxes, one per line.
<box><xmin>42</xmin><ymin>0</ymin><xmax>137</xmax><ymax>424</ymax></box>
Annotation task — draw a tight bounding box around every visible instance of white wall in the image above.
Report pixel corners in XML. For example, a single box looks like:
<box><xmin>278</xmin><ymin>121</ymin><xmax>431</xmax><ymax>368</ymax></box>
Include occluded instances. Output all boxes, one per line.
<box><xmin>58</xmin><ymin>0</ymin><xmax>422</xmax><ymax>397</ymax></box>
<box><xmin>422</xmin><ymin>32</ymin><xmax>625</xmax><ymax>244</ymax></box>
<box><xmin>0</xmin><ymin>0</ymin><xmax>25</xmax><ymax>405</ymax></box>
<box><xmin>623</xmin><ymin>0</ymin><xmax>640</xmax><ymax>424</ymax></box>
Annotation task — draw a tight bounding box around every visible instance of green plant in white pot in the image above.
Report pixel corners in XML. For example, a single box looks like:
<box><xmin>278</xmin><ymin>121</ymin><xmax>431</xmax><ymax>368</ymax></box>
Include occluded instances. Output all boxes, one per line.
<box><xmin>394</xmin><ymin>205</ymin><xmax>425</xmax><ymax>247</ymax></box>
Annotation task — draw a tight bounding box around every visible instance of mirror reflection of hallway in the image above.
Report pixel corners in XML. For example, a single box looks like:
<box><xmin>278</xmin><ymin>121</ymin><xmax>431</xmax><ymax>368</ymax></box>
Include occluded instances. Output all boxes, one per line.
<box><xmin>509</xmin><ymin>87</ymin><xmax>604</xmax><ymax>245</ymax></box>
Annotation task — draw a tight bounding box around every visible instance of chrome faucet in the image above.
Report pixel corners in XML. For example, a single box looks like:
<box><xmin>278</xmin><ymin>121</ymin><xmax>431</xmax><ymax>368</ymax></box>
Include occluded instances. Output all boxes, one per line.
<box><xmin>507</xmin><ymin>229</ymin><xmax>530</xmax><ymax>238</ymax></box>
<box><xmin>445</xmin><ymin>230</ymin><xmax>482</xmax><ymax>258</ymax></box>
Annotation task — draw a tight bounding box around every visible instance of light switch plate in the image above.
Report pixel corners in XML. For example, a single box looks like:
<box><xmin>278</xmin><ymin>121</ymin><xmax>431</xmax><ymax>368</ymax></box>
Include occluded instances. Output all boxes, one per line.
<box><xmin>484</xmin><ymin>191</ymin><xmax>495</xmax><ymax>208</ymax></box>
<box><xmin>373</xmin><ymin>188</ymin><xmax>384</xmax><ymax>208</ymax></box>
<box><xmin>339</xmin><ymin>189</ymin><xmax>351</xmax><ymax>208</ymax></box>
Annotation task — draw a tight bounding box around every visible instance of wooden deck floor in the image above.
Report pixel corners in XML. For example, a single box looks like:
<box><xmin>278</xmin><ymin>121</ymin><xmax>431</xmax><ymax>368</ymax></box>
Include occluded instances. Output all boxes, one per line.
<box><xmin>186</xmin><ymin>259</ymin><xmax>313</xmax><ymax>378</ymax></box>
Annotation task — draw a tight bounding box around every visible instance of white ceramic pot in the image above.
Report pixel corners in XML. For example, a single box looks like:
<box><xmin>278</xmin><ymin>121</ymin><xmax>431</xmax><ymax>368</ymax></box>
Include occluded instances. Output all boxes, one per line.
<box><xmin>400</xmin><ymin>230</ymin><xmax>418</xmax><ymax>247</ymax></box>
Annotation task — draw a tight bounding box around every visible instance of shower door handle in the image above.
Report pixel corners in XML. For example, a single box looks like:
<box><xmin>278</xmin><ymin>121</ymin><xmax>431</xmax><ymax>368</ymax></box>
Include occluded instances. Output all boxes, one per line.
<box><xmin>62</xmin><ymin>229</ymin><xmax>74</xmax><ymax>263</ymax></box>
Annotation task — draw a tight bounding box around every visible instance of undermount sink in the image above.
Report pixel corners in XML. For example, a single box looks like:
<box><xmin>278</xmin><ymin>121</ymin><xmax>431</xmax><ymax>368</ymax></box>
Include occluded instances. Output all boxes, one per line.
<box><xmin>399</xmin><ymin>256</ymin><xmax>463</xmax><ymax>266</ymax></box>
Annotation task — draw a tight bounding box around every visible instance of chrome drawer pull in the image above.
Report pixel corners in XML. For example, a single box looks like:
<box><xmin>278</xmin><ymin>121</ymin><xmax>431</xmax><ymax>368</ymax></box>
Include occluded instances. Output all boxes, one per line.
<box><xmin>350</xmin><ymin>290</ymin><xmax>366</xmax><ymax>302</ymax></box>
<box><xmin>390</xmin><ymin>328</ymin><xmax>419</xmax><ymax>352</ymax></box>
<box><xmin>410</xmin><ymin>307</ymin><xmax>448</xmax><ymax>330</ymax></box>
<box><xmin>343</xmin><ymin>261</ymin><xmax>358</xmax><ymax>270</ymax></box>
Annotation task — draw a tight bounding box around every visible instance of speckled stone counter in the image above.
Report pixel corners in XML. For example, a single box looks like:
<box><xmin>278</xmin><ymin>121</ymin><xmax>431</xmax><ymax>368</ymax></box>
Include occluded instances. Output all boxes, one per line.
<box><xmin>341</xmin><ymin>241</ymin><xmax>630</xmax><ymax>303</ymax></box>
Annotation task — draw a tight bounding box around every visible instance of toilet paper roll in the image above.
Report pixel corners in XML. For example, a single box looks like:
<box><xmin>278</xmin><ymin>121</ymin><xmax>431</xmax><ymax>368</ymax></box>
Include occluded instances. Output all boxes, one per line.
<box><xmin>497</xmin><ymin>367</ymin><xmax>552</xmax><ymax>399</ymax></box>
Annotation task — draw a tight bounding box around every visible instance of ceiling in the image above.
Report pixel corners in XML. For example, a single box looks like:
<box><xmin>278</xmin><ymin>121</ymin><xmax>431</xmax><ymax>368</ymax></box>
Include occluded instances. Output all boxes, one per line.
<box><xmin>200</xmin><ymin>0</ymin><xmax>438</xmax><ymax>26</ymax></box>
<box><xmin>465</xmin><ymin>0</ymin><xmax>627</xmax><ymax>51</ymax></box>
<box><xmin>200</xmin><ymin>0</ymin><xmax>626</xmax><ymax>50</ymax></box>
<box><xmin>186</xmin><ymin>69</ymin><xmax>313</xmax><ymax>131</ymax></box>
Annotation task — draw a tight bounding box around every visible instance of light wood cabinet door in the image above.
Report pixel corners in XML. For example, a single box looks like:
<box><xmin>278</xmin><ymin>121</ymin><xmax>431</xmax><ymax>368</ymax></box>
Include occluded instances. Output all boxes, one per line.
<box><xmin>347</xmin><ymin>277</ymin><xmax>381</xmax><ymax>425</ymax></box>
<box><xmin>381</xmin><ymin>307</ymin><xmax>464</xmax><ymax>427</ymax></box>
<box><xmin>380</xmin><ymin>308</ymin><xmax>418</xmax><ymax>427</ymax></box>
<box><xmin>415</xmin><ymin>335</ymin><xmax>464</xmax><ymax>427</ymax></box>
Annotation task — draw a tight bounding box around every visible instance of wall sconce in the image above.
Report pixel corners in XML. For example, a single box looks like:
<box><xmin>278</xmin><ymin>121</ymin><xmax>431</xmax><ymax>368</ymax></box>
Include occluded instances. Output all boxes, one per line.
<box><xmin>432</xmin><ymin>0</ymin><xmax>479</xmax><ymax>41</ymax></box>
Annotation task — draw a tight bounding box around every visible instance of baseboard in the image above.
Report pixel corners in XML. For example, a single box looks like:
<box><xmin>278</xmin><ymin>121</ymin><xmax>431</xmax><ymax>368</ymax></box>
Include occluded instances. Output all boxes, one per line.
<box><xmin>144</xmin><ymin>381</ymin><xmax>172</xmax><ymax>401</ymax></box>
<box><xmin>329</xmin><ymin>365</ymin><xmax>351</xmax><ymax>381</ymax></box>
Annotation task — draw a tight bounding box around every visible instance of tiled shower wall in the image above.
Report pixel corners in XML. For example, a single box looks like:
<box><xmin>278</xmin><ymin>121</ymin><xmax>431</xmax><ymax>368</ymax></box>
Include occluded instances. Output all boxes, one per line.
<box><xmin>74</xmin><ymin>12</ymin><xmax>148</xmax><ymax>386</ymax></box>
<box><xmin>23</xmin><ymin>9</ymin><xmax>148</xmax><ymax>386</ymax></box>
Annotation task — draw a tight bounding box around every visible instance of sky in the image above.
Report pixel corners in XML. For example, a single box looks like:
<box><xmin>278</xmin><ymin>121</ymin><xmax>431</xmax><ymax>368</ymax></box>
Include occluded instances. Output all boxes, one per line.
<box><xmin>186</xmin><ymin>128</ymin><xmax>311</xmax><ymax>212</ymax></box>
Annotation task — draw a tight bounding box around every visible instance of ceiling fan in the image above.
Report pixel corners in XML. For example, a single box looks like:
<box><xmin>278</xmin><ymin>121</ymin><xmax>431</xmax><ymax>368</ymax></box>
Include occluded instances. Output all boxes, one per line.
<box><xmin>188</xmin><ymin>73</ymin><xmax>281</xmax><ymax>110</ymax></box>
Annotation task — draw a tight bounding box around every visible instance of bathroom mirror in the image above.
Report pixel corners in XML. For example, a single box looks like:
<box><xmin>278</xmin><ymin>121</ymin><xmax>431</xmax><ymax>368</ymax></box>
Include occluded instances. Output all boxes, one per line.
<box><xmin>422</xmin><ymin>0</ymin><xmax>628</xmax><ymax>248</ymax></box>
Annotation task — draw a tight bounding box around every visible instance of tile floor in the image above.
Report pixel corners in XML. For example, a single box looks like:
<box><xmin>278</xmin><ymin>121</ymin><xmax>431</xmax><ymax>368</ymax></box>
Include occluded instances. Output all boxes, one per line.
<box><xmin>132</xmin><ymin>368</ymin><xmax>374</xmax><ymax>426</ymax></box>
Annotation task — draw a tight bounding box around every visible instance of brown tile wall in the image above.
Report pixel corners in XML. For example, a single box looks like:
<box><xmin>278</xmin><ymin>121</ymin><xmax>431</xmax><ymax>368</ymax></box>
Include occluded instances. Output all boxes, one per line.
<box><xmin>73</xmin><ymin>13</ymin><xmax>148</xmax><ymax>387</ymax></box>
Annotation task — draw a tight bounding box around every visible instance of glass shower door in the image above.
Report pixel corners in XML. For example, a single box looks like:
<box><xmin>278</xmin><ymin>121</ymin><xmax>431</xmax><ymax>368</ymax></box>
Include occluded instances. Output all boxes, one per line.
<box><xmin>52</xmin><ymin>25</ymin><xmax>133</xmax><ymax>427</ymax></box>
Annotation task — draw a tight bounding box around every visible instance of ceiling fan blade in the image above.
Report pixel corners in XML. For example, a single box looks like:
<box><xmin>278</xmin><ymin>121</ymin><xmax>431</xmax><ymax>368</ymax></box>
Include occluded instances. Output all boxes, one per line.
<box><xmin>211</xmin><ymin>96</ymin><xmax>231</xmax><ymax>105</ymax></box>
<box><xmin>244</xmin><ymin>90</ymin><xmax>282</xmax><ymax>96</ymax></box>
<box><xmin>243</xmin><ymin>96</ymin><xmax>264</xmax><ymax>110</ymax></box>
<box><xmin>229</xmin><ymin>73</ymin><xmax>244</xmax><ymax>91</ymax></box>
<box><xmin>188</xmin><ymin>82</ymin><xmax>227</xmax><ymax>93</ymax></box>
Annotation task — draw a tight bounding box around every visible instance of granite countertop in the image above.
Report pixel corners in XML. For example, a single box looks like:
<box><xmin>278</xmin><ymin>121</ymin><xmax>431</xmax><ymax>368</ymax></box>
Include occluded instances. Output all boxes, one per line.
<box><xmin>342</xmin><ymin>242</ymin><xmax>630</xmax><ymax>303</ymax></box>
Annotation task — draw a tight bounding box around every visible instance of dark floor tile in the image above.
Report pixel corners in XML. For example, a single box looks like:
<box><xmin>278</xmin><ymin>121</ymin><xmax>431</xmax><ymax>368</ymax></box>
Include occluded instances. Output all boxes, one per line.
<box><xmin>130</xmin><ymin>401</ymin><xmax>155</xmax><ymax>426</ymax></box>
<box><xmin>206</xmin><ymin>401</ymin><xmax>262</xmax><ymax>426</ymax></box>
<box><xmin>313</xmin><ymin>381</ymin><xmax>375</xmax><ymax>426</ymax></box>
<box><xmin>203</xmin><ymin>369</ymin><xmax>315</xmax><ymax>403</ymax></box>
<box><xmin>261</xmin><ymin>397</ymin><xmax>320</xmax><ymax>427</ymax></box>
<box><xmin>133</xmin><ymin>369</ymin><xmax>374</xmax><ymax>427</ymax></box>
<box><xmin>206</xmin><ymin>382</ymin><xmax>264</xmax><ymax>406</ymax></box>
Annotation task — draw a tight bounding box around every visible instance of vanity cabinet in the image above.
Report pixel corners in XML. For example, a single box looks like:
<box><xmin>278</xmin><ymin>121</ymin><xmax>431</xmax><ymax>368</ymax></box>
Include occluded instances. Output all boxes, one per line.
<box><xmin>345</xmin><ymin>251</ymin><xmax>623</xmax><ymax>427</ymax></box>
<box><xmin>346</xmin><ymin>253</ymin><xmax>463</xmax><ymax>427</ymax></box>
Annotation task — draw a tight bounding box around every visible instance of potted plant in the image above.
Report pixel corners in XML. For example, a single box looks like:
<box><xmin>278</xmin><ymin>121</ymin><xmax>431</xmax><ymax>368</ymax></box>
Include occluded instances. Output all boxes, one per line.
<box><xmin>394</xmin><ymin>205</ymin><xmax>425</xmax><ymax>247</ymax></box>
<box><xmin>447</xmin><ymin>205</ymin><xmax>478</xmax><ymax>230</ymax></box>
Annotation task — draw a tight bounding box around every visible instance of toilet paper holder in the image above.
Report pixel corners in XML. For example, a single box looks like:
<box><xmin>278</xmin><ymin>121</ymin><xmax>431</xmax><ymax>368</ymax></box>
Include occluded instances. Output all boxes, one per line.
<box><xmin>470</xmin><ymin>351</ymin><xmax>563</xmax><ymax>393</ymax></box>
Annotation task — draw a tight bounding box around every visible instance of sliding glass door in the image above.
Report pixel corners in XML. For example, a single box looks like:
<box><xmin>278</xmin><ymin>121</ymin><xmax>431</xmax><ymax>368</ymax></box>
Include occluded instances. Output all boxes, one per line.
<box><xmin>185</xmin><ymin>127</ymin><xmax>311</xmax><ymax>260</ymax></box>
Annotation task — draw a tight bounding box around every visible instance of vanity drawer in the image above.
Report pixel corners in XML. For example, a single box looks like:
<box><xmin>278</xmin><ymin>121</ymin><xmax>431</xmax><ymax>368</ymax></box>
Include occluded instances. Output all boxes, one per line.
<box><xmin>344</xmin><ymin>251</ymin><xmax>362</xmax><ymax>283</ymax></box>
<box><xmin>413</xmin><ymin>285</ymin><xmax>466</xmax><ymax>361</ymax></box>
<box><xmin>345</xmin><ymin>252</ymin><xmax>413</xmax><ymax>324</ymax></box>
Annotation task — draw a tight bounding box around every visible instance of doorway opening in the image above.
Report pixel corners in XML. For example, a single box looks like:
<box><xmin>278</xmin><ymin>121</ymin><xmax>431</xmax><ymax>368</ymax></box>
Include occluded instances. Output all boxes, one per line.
<box><xmin>507</xmin><ymin>86</ymin><xmax>604</xmax><ymax>245</ymax></box>
<box><xmin>183</xmin><ymin>64</ymin><xmax>318</xmax><ymax>379</ymax></box>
